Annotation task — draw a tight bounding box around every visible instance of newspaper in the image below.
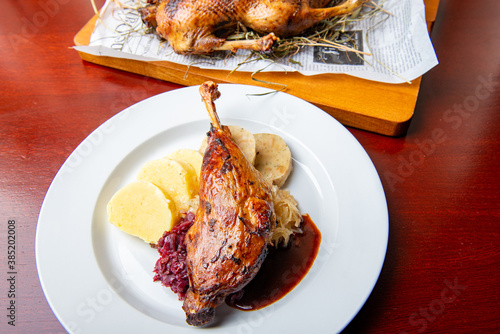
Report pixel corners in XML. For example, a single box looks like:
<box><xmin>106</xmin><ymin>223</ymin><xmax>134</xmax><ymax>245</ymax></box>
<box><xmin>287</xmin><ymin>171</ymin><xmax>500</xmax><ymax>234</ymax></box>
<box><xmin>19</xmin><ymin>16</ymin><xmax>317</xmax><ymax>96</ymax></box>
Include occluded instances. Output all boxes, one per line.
<box><xmin>74</xmin><ymin>0</ymin><xmax>438</xmax><ymax>84</ymax></box>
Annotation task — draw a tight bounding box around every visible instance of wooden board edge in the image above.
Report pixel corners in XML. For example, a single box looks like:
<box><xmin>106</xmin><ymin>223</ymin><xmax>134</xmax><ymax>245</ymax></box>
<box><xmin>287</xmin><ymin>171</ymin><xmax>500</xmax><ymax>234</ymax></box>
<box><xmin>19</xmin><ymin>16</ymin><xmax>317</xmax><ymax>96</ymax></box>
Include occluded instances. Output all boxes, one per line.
<box><xmin>77</xmin><ymin>49</ymin><xmax>418</xmax><ymax>136</ymax></box>
<box><xmin>318</xmin><ymin>101</ymin><xmax>415</xmax><ymax>136</ymax></box>
<box><xmin>74</xmin><ymin>15</ymin><xmax>98</xmax><ymax>46</ymax></box>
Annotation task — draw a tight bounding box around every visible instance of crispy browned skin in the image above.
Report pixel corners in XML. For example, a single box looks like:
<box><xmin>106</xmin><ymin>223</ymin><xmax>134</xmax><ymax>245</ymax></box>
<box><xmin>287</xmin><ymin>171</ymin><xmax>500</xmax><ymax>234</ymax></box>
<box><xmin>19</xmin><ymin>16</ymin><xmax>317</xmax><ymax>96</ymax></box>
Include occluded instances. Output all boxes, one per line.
<box><xmin>140</xmin><ymin>0</ymin><xmax>368</xmax><ymax>54</ymax></box>
<box><xmin>182</xmin><ymin>82</ymin><xmax>276</xmax><ymax>326</ymax></box>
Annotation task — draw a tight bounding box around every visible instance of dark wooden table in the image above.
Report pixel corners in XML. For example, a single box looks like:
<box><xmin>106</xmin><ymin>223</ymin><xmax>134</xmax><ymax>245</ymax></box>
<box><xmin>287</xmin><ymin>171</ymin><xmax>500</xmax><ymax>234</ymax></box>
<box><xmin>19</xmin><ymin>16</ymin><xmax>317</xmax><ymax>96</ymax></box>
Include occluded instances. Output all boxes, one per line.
<box><xmin>1</xmin><ymin>0</ymin><xmax>498</xmax><ymax>333</ymax></box>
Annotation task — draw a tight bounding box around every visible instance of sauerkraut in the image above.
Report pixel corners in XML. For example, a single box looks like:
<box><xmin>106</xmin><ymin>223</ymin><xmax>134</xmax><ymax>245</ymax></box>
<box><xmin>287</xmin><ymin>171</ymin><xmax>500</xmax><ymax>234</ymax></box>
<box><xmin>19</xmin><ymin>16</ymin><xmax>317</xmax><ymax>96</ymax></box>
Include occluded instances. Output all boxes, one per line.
<box><xmin>270</xmin><ymin>185</ymin><xmax>302</xmax><ymax>247</ymax></box>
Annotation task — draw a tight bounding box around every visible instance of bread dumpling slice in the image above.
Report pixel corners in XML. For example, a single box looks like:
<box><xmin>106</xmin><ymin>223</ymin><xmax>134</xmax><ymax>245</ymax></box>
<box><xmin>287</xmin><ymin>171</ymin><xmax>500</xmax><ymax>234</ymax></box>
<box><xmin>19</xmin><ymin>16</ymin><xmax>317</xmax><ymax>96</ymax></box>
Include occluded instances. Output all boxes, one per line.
<box><xmin>107</xmin><ymin>180</ymin><xmax>176</xmax><ymax>244</ymax></box>
<box><xmin>199</xmin><ymin>125</ymin><xmax>256</xmax><ymax>164</ymax></box>
<box><xmin>254</xmin><ymin>133</ymin><xmax>293</xmax><ymax>187</ymax></box>
<box><xmin>136</xmin><ymin>158</ymin><xmax>198</xmax><ymax>213</ymax></box>
<box><xmin>166</xmin><ymin>149</ymin><xmax>203</xmax><ymax>180</ymax></box>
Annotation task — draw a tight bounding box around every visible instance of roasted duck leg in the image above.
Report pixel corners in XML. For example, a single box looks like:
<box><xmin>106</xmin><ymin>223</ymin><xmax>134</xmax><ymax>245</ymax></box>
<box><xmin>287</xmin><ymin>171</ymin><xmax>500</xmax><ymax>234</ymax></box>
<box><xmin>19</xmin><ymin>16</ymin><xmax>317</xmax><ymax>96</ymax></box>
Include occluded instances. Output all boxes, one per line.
<box><xmin>182</xmin><ymin>82</ymin><xmax>276</xmax><ymax>326</ymax></box>
<box><xmin>140</xmin><ymin>0</ymin><xmax>368</xmax><ymax>55</ymax></box>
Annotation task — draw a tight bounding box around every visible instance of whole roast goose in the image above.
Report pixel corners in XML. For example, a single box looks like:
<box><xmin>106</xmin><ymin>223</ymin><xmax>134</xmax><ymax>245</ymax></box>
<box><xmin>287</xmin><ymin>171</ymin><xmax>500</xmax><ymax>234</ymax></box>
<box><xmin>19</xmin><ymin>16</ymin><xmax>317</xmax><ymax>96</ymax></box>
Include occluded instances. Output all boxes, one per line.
<box><xmin>140</xmin><ymin>0</ymin><xmax>368</xmax><ymax>54</ymax></box>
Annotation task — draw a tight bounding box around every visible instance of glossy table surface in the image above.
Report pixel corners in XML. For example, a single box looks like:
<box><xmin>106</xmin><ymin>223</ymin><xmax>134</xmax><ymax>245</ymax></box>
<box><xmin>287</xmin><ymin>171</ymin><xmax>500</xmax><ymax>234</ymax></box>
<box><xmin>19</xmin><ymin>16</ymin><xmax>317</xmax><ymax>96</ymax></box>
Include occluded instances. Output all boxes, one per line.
<box><xmin>1</xmin><ymin>0</ymin><xmax>499</xmax><ymax>333</ymax></box>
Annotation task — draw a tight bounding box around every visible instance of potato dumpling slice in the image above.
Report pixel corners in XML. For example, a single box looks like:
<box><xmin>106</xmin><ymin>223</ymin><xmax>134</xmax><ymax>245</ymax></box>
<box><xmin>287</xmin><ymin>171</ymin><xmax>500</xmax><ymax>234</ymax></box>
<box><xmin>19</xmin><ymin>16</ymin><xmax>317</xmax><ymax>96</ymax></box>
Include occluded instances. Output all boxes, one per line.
<box><xmin>107</xmin><ymin>180</ymin><xmax>176</xmax><ymax>243</ymax></box>
<box><xmin>254</xmin><ymin>133</ymin><xmax>293</xmax><ymax>187</ymax></box>
<box><xmin>165</xmin><ymin>149</ymin><xmax>203</xmax><ymax>180</ymax></box>
<box><xmin>136</xmin><ymin>158</ymin><xmax>198</xmax><ymax>213</ymax></box>
<box><xmin>200</xmin><ymin>125</ymin><xmax>256</xmax><ymax>164</ymax></box>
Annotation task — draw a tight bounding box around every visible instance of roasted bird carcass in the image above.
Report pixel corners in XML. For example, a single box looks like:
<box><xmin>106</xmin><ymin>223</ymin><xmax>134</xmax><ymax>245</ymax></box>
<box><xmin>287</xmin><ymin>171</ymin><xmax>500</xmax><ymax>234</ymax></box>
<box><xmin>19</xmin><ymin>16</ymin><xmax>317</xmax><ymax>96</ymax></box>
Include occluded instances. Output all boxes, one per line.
<box><xmin>140</xmin><ymin>0</ymin><xmax>368</xmax><ymax>54</ymax></box>
<box><xmin>182</xmin><ymin>82</ymin><xmax>276</xmax><ymax>326</ymax></box>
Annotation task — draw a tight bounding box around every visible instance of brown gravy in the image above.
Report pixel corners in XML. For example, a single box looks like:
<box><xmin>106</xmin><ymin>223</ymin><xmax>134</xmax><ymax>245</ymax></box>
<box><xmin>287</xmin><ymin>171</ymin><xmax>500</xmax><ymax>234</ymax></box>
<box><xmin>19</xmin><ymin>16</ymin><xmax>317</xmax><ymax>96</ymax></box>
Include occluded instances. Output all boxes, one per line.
<box><xmin>226</xmin><ymin>214</ymin><xmax>321</xmax><ymax>311</ymax></box>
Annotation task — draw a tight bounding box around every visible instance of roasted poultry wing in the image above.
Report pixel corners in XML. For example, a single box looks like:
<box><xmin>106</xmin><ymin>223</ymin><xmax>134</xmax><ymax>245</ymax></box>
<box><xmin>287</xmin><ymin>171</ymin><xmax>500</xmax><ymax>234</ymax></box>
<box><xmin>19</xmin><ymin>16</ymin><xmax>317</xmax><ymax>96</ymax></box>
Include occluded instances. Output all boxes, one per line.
<box><xmin>182</xmin><ymin>82</ymin><xmax>276</xmax><ymax>326</ymax></box>
<box><xmin>140</xmin><ymin>0</ymin><xmax>368</xmax><ymax>54</ymax></box>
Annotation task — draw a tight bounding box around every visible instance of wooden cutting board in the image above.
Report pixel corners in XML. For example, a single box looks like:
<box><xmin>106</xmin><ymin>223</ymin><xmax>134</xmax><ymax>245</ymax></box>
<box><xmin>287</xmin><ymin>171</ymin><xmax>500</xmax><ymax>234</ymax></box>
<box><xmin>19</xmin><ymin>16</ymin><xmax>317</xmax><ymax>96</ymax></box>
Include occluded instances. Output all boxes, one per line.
<box><xmin>74</xmin><ymin>0</ymin><xmax>439</xmax><ymax>136</ymax></box>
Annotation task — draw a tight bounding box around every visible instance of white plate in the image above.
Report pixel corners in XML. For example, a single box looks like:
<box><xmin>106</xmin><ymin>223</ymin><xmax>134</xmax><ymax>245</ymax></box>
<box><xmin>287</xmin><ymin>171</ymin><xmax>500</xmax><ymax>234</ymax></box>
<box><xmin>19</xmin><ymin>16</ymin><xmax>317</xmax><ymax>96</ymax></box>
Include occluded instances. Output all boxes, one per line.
<box><xmin>36</xmin><ymin>84</ymin><xmax>388</xmax><ymax>333</ymax></box>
